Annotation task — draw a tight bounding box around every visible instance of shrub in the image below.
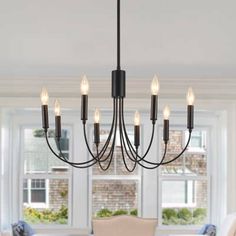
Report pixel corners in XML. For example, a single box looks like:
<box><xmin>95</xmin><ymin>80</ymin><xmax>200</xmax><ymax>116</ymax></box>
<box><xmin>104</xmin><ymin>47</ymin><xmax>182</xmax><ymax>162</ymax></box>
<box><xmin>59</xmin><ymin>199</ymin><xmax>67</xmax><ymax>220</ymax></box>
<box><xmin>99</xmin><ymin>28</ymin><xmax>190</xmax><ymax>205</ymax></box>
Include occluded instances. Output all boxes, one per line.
<box><xmin>112</xmin><ymin>209</ymin><xmax>128</xmax><ymax>216</ymax></box>
<box><xmin>177</xmin><ymin>208</ymin><xmax>192</xmax><ymax>221</ymax></box>
<box><xmin>130</xmin><ymin>209</ymin><xmax>138</xmax><ymax>216</ymax></box>
<box><xmin>162</xmin><ymin>207</ymin><xmax>207</xmax><ymax>225</ymax></box>
<box><xmin>193</xmin><ymin>208</ymin><xmax>207</xmax><ymax>218</ymax></box>
<box><xmin>23</xmin><ymin>205</ymin><xmax>68</xmax><ymax>224</ymax></box>
<box><xmin>96</xmin><ymin>208</ymin><xmax>113</xmax><ymax>218</ymax></box>
<box><xmin>56</xmin><ymin>205</ymin><xmax>68</xmax><ymax>219</ymax></box>
<box><xmin>60</xmin><ymin>189</ymin><xmax>68</xmax><ymax>198</ymax></box>
<box><xmin>162</xmin><ymin>208</ymin><xmax>177</xmax><ymax>220</ymax></box>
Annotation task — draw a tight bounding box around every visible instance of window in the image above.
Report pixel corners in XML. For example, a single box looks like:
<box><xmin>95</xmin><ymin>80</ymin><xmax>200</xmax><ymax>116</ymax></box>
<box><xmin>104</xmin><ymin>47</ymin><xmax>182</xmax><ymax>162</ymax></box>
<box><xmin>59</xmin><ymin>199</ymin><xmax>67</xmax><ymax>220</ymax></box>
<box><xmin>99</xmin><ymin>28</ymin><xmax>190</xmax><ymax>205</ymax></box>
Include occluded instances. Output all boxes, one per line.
<box><xmin>159</xmin><ymin>129</ymin><xmax>209</xmax><ymax>226</ymax></box>
<box><xmin>91</xmin><ymin>125</ymin><xmax>141</xmax><ymax>218</ymax></box>
<box><xmin>23</xmin><ymin>179</ymin><xmax>47</xmax><ymax>206</ymax></box>
<box><xmin>31</xmin><ymin>179</ymin><xmax>46</xmax><ymax>203</ymax></box>
<box><xmin>21</xmin><ymin>128</ymin><xmax>71</xmax><ymax>225</ymax></box>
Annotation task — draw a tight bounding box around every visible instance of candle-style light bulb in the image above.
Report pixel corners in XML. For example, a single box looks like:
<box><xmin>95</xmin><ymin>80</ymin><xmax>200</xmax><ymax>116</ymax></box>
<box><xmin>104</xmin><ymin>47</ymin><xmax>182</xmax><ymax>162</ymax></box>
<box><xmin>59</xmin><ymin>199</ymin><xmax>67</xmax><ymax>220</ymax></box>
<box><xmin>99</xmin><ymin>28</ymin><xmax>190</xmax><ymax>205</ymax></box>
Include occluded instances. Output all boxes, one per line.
<box><xmin>94</xmin><ymin>108</ymin><xmax>100</xmax><ymax>123</ymax></box>
<box><xmin>163</xmin><ymin>106</ymin><xmax>170</xmax><ymax>120</ymax></box>
<box><xmin>80</xmin><ymin>75</ymin><xmax>89</xmax><ymax>95</ymax></box>
<box><xmin>54</xmin><ymin>99</ymin><xmax>61</xmax><ymax>116</ymax></box>
<box><xmin>134</xmin><ymin>111</ymin><xmax>141</xmax><ymax>126</ymax></box>
<box><xmin>40</xmin><ymin>87</ymin><xmax>49</xmax><ymax>105</ymax></box>
<box><xmin>151</xmin><ymin>75</ymin><xmax>160</xmax><ymax>95</ymax></box>
<box><xmin>187</xmin><ymin>87</ymin><xmax>195</xmax><ymax>105</ymax></box>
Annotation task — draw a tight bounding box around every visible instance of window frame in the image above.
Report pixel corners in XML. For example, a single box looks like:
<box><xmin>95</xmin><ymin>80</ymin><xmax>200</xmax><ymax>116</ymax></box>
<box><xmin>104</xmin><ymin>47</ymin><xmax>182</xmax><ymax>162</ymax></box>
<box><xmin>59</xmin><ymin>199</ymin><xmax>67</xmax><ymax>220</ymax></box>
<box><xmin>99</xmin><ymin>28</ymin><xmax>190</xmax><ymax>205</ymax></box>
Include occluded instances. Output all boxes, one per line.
<box><xmin>88</xmin><ymin>121</ymin><xmax>143</xmax><ymax>221</ymax></box>
<box><xmin>158</xmin><ymin>125</ymin><xmax>211</xmax><ymax>230</ymax></box>
<box><xmin>23</xmin><ymin>178</ymin><xmax>49</xmax><ymax>209</ymax></box>
<box><xmin>19</xmin><ymin>124</ymin><xmax>73</xmax><ymax>227</ymax></box>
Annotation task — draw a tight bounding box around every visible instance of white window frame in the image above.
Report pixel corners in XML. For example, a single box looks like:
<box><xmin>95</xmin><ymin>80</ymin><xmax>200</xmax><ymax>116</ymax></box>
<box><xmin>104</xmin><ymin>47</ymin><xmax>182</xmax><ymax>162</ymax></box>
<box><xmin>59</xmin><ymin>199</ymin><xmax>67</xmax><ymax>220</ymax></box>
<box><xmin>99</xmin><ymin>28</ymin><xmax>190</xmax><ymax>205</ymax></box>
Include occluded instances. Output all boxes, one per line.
<box><xmin>185</xmin><ymin>130</ymin><xmax>207</xmax><ymax>153</ymax></box>
<box><xmin>161</xmin><ymin>179</ymin><xmax>197</xmax><ymax>208</ymax></box>
<box><xmin>19</xmin><ymin>124</ymin><xmax>73</xmax><ymax>227</ymax></box>
<box><xmin>88</xmin><ymin>117</ymin><xmax>143</xmax><ymax>222</ymax></box>
<box><xmin>23</xmin><ymin>178</ymin><xmax>49</xmax><ymax>209</ymax></box>
<box><xmin>158</xmin><ymin>125</ymin><xmax>211</xmax><ymax>230</ymax></box>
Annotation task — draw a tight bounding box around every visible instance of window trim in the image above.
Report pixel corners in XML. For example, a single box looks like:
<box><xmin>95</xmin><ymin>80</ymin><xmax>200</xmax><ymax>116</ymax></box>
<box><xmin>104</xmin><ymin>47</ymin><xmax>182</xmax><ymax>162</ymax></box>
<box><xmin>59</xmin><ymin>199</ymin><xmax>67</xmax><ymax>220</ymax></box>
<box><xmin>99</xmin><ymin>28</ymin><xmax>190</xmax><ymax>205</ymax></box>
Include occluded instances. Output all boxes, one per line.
<box><xmin>88</xmin><ymin>122</ymin><xmax>143</xmax><ymax>222</ymax></box>
<box><xmin>158</xmin><ymin>125</ymin><xmax>211</xmax><ymax>230</ymax></box>
<box><xmin>23</xmin><ymin>178</ymin><xmax>49</xmax><ymax>209</ymax></box>
<box><xmin>19</xmin><ymin>124</ymin><xmax>73</xmax><ymax>227</ymax></box>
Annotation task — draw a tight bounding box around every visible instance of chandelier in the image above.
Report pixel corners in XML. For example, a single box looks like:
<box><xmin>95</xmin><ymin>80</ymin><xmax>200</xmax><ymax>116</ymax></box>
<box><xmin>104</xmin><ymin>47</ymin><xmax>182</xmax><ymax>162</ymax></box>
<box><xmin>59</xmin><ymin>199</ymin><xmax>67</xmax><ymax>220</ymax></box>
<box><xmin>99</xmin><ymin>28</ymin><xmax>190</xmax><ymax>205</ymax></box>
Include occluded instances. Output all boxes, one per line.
<box><xmin>40</xmin><ymin>0</ymin><xmax>195</xmax><ymax>172</ymax></box>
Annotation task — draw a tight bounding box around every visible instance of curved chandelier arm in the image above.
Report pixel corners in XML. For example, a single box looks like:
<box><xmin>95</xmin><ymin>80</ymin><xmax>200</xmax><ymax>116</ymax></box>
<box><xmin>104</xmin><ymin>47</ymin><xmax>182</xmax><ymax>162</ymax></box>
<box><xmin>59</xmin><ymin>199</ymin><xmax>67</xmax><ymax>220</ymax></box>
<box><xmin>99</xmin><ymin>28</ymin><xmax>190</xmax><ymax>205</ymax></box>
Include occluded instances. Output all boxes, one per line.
<box><xmin>82</xmin><ymin>99</ymin><xmax>118</xmax><ymax>166</ymax></box>
<box><xmin>135</xmin><ymin>143</ymin><xmax>168</xmax><ymax>169</ymax></box>
<box><xmin>120</xmin><ymin>97</ymin><xmax>192</xmax><ymax>167</ymax></box>
<box><xmin>94</xmin><ymin>98</ymin><xmax>118</xmax><ymax>159</ymax></box>
<box><xmin>119</xmin><ymin>113</ymin><xmax>168</xmax><ymax>169</ymax></box>
<box><xmin>82</xmin><ymin>98</ymin><xmax>117</xmax><ymax>162</ymax></box>
<box><xmin>82</xmin><ymin>98</ymin><xmax>119</xmax><ymax>171</ymax></box>
<box><xmin>122</xmin><ymin>114</ymin><xmax>192</xmax><ymax>167</ymax></box>
<box><xmin>120</xmin><ymin>122</ymin><xmax>168</xmax><ymax>169</ymax></box>
<box><xmin>160</xmin><ymin>130</ymin><xmax>192</xmax><ymax>165</ymax></box>
<box><xmin>120</xmin><ymin>98</ymin><xmax>156</xmax><ymax>162</ymax></box>
<box><xmin>118</xmin><ymin>103</ymin><xmax>137</xmax><ymax>172</ymax></box>
<box><xmin>56</xmin><ymin>139</ymin><xmax>99</xmax><ymax>167</ymax></box>
<box><xmin>96</xmin><ymin>109</ymin><xmax>118</xmax><ymax>171</ymax></box>
<box><xmin>82</xmin><ymin>124</ymin><xmax>111</xmax><ymax>170</ymax></box>
<box><xmin>45</xmin><ymin>132</ymin><xmax>98</xmax><ymax>168</ymax></box>
<box><xmin>118</xmin><ymin>99</ymin><xmax>167</xmax><ymax>169</ymax></box>
<box><xmin>92</xmin><ymin>102</ymin><xmax>119</xmax><ymax>171</ymax></box>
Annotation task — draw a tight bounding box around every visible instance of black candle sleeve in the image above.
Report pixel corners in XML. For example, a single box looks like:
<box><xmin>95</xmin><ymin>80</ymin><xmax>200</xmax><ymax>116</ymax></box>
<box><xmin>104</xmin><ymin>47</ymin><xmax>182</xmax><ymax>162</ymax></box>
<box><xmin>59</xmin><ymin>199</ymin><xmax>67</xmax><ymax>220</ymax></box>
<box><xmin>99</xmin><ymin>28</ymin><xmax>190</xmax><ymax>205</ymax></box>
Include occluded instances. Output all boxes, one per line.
<box><xmin>187</xmin><ymin>105</ymin><xmax>194</xmax><ymax>131</ymax></box>
<box><xmin>94</xmin><ymin>123</ymin><xmax>100</xmax><ymax>145</ymax></box>
<box><xmin>81</xmin><ymin>95</ymin><xmax>88</xmax><ymax>124</ymax></box>
<box><xmin>150</xmin><ymin>95</ymin><xmax>158</xmax><ymax>124</ymax></box>
<box><xmin>163</xmin><ymin>119</ymin><xmax>169</xmax><ymax>144</ymax></box>
<box><xmin>42</xmin><ymin>105</ymin><xmax>49</xmax><ymax>131</ymax></box>
<box><xmin>55</xmin><ymin>116</ymin><xmax>61</xmax><ymax>141</ymax></box>
<box><xmin>134</xmin><ymin>125</ymin><xmax>140</xmax><ymax>147</ymax></box>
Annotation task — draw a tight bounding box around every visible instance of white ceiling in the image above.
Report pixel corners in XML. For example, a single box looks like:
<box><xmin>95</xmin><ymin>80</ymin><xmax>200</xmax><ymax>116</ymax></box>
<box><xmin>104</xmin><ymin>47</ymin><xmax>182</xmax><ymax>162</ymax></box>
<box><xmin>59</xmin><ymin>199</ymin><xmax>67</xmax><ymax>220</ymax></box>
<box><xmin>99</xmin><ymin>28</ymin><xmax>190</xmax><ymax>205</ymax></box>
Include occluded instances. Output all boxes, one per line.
<box><xmin>0</xmin><ymin>0</ymin><xmax>235</xmax><ymax>78</ymax></box>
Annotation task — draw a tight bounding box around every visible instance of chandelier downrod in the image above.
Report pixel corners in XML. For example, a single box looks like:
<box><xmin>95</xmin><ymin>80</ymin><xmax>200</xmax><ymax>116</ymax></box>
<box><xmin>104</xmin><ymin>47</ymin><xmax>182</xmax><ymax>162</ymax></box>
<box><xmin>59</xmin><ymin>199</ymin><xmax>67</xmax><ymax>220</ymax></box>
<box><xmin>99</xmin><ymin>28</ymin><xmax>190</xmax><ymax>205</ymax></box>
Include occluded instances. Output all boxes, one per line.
<box><xmin>117</xmin><ymin>0</ymin><xmax>121</xmax><ymax>70</ymax></box>
<box><xmin>40</xmin><ymin>0</ymin><xmax>195</xmax><ymax>172</ymax></box>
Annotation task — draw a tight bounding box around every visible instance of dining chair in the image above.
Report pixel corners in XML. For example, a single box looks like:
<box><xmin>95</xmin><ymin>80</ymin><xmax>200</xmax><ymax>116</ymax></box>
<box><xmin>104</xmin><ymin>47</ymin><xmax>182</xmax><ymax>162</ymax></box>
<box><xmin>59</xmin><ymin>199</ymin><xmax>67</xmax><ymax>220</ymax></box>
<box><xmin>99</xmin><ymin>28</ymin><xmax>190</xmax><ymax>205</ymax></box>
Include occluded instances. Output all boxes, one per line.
<box><xmin>218</xmin><ymin>212</ymin><xmax>236</xmax><ymax>236</ymax></box>
<box><xmin>93</xmin><ymin>215</ymin><xmax>157</xmax><ymax>236</ymax></box>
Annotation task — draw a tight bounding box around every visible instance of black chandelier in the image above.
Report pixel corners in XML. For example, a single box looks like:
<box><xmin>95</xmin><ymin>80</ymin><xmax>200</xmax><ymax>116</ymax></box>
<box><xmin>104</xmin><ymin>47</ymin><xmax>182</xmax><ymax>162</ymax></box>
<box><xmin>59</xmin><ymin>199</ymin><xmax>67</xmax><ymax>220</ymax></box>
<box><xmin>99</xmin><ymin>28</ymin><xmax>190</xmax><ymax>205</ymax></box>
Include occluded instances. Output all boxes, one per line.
<box><xmin>40</xmin><ymin>0</ymin><xmax>195</xmax><ymax>172</ymax></box>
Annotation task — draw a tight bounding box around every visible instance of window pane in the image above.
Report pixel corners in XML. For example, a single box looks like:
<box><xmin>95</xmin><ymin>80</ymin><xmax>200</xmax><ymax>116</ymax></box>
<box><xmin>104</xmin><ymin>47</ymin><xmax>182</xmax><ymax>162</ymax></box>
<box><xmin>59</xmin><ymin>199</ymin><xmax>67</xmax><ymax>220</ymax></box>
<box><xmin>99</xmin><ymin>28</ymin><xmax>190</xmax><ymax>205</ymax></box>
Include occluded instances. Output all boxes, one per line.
<box><xmin>161</xmin><ymin>180</ymin><xmax>208</xmax><ymax>225</ymax></box>
<box><xmin>161</xmin><ymin>129</ymin><xmax>207</xmax><ymax>177</ymax></box>
<box><xmin>31</xmin><ymin>190</ymin><xmax>46</xmax><ymax>203</ymax></box>
<box><xmin>185</xmin><ymin>154</ymin><xmax>207</xmax><ymax>176</ymax></box>
<box><xmin>92</xmin><ymin>128</ymin><xmax>115</xmax><ymax>175</ymax></box>
<box><xmin>30</xmin><ymin>179</ymin><xmax>46</xmax><ymax>203</ymax></box>
<box><xmin>161</xmin><ymin>154</ymin><xmax>184</xmax><ymax>175</ymax></box>
<box><xmin>23</xmin><ymin>190</ymin><xmax>28</xmax><ymax>203</ymax></box>
<box><xmin>188</xmin><ymin>131</ymin><xmax>207</xmax><ymax>152</ymax></box>
<box><xmin>23</xmin><ymin>179</ymin><xmax>69</xmax><ymax>225</ymax></box>
<box><xmin>23</xmin><ymin>179</ymin><xmax>28</xmax><ymax>188</ymax></box>
<box><xmin>160</xmin><ymin>128</ymin><xmax>208</xmax><ymax>226</ymax></box>
<box><xmin>162</xmin><ymin>130</ymin><xmax>183</xmax><ymax>153</ymax></box>
<box><xmin>92</xmin><ymin>180</ymin><xmax>138</xmax><ymax>217</ymax></box>
<box><xmin>92</xmin><ymin>126</ymin><xmax>138</xmax><ymax>175</ymax></box>
<box><xmin>23</xmin><ymin>129</ymin><xmax>70</xmax><ymax>175</ymax></box>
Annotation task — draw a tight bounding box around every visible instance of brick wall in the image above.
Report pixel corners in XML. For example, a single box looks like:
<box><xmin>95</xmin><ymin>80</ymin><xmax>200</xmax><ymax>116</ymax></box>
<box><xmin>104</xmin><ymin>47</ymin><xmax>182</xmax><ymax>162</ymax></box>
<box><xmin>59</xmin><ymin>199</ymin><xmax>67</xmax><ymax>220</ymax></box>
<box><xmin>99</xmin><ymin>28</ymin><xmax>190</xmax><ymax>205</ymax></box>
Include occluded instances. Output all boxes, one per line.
<box><xmin>92</xmin><ymin>180</ymin><xmax>138</xmax><ymax>216</ymax></box>
<box><xmin>49</xmin><ymin>179</ymin><xmax>68</xmax><ymax>211</ymax></box>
